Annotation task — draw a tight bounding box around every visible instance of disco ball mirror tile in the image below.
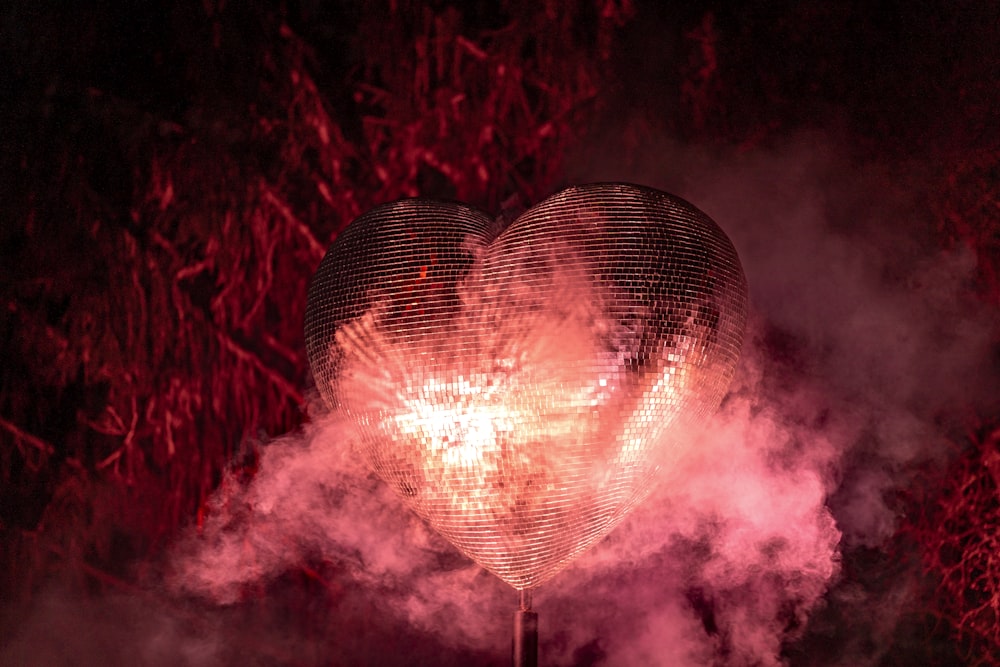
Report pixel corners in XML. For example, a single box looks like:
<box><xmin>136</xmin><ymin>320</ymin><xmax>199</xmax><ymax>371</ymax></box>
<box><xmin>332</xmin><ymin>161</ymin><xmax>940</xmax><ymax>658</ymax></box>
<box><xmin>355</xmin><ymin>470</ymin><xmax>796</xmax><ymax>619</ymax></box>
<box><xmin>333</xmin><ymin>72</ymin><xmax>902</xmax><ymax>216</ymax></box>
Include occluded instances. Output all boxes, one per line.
<box><xmin>305</xmin><ymin>183</ymin><xmax>747</xmax><ymax>590</ymax></box>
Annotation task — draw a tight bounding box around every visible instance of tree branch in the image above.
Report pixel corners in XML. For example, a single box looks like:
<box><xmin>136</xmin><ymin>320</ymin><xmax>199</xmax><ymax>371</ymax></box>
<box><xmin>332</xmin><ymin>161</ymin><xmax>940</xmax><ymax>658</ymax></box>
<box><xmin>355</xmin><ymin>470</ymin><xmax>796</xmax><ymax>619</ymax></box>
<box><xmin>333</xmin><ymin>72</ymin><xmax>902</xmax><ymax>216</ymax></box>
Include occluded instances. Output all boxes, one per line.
<box><xmin>260</xmin><ymin>180</ymin><xmax>327</xmax><ymax>261</ymax></box>
<box><xmin>0</xmin><ymin>415</ymin><xmax>55</xmax><ymax>455</ymax></box>
<box><xmin>215</xmin><ymin>327</ymin><xmax>304</xmax><ymax>405</ymax></box>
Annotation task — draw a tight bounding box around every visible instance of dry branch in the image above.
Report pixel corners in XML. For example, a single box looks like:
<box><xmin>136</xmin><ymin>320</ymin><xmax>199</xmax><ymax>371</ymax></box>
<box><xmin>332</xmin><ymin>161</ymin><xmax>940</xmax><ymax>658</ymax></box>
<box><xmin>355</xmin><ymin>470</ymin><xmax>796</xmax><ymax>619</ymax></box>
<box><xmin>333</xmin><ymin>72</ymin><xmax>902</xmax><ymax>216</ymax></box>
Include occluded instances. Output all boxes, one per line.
<box><xmin>0</xmin><ymin>415</ymin><xmax>55</xmax><ymax>456</ymax></box>
<box><xmin>903</xmin><ymin>424</ymin><xmax>1000</xmax><ymax>661</ymax></box>
<box><xmin>214</xmin><ymin>327</ymin><xmax>304</xmax><ymax>406</ymax></box>
<box><xmin>260</xmin><ymin>180</ymin><xmax>326</xmax><ymax>261</ymax></box>
<box><xmin>0</xmin><ymin>0</ymin><xmax>626</xmax><ymax>617</ymax></box>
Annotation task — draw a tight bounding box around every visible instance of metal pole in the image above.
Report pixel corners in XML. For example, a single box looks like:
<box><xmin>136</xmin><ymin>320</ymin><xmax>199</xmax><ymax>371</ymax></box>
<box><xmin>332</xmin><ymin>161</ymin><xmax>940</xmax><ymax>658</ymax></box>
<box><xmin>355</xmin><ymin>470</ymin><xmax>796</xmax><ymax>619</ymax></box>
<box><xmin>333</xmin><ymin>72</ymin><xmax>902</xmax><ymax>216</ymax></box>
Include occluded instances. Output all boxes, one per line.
<box><xmin>512</xmin><ymin>589</ymin><xmax>538</xmax><ymax>667</ymax></box>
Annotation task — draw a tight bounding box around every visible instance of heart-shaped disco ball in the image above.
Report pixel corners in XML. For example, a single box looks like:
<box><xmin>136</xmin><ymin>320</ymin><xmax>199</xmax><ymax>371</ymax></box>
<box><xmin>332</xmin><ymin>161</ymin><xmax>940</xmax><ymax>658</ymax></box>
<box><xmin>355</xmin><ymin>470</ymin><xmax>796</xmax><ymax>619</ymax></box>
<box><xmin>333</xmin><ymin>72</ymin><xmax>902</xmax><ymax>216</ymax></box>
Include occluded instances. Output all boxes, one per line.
<box><xmin>305</xmin><ymin>183</ymin><xmax>747</xmax><ymax>590</ymax></box>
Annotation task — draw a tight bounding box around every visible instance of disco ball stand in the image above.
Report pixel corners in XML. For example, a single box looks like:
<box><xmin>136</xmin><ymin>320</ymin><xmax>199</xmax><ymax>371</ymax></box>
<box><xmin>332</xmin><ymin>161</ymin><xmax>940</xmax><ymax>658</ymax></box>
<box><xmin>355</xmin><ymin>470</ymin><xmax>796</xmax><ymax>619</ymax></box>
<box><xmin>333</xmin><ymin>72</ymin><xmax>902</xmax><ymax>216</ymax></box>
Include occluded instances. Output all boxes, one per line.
<box><xmin>305</xmin><ymin>183</ymin><xmax>747</xmax><ymax>666</ymax></box>
<box><xmin>513</xmin><ymin>589</ymin><xmax>537</xmax><ymax>667</ymax></box>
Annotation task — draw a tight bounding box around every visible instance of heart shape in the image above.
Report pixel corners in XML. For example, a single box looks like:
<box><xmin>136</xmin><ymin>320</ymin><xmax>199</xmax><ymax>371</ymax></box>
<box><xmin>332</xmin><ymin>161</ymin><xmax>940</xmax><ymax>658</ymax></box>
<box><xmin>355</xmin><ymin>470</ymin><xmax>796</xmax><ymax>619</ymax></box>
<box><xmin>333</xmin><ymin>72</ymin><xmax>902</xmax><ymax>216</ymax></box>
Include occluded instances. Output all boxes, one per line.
<box><xmin>305</xmin><ymin>183</ymin><xmax>747</xmax><ymax>589</ymax></box>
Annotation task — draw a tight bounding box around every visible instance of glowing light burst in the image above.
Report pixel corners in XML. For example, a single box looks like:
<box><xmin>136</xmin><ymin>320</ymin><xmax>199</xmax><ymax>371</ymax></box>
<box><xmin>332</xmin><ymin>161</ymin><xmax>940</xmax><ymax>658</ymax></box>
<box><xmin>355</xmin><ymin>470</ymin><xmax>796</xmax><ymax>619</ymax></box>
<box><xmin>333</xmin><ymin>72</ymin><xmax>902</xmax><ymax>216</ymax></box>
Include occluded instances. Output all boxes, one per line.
<box><xmin>305</xmin><ymin>183</ymin><xmax>747</xmax><ymax>589</ymax></box>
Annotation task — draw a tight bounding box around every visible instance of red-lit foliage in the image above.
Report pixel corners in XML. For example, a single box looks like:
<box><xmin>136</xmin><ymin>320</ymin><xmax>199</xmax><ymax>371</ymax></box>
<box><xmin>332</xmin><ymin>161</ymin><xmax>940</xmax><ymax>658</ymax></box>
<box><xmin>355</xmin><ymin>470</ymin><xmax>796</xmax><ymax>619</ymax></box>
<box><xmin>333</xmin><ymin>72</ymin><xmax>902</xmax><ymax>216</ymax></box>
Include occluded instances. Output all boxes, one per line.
<box><xmin>904</xmin><ymin>83</ymin><xmax>1000</xmax><ymax>662</ymax></box>
<box><xmin>901</xmin><ymin>425</ymin><xmax>1000</xmax><ymax>665</ymax></box>
<box><xmin>0</xmin><ymin>0</ymin><xmax>632</xmax><ymax>603</ymax></box>
<box><xmin>1</xmin><ymin>2</ymin><xmax>998</xmax><ymax>663</ymax></box>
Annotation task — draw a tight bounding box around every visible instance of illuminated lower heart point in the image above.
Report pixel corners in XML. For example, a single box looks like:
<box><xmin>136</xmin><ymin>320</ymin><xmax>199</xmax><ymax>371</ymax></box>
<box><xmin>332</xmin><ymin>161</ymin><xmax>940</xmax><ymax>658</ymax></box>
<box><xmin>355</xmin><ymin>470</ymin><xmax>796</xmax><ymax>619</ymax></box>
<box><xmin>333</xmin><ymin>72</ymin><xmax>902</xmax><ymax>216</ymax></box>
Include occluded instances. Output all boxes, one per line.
<box><xmin>305</xmin><ymin>183</ymin><xmax>747</xmax><ymax>589</ymax></box>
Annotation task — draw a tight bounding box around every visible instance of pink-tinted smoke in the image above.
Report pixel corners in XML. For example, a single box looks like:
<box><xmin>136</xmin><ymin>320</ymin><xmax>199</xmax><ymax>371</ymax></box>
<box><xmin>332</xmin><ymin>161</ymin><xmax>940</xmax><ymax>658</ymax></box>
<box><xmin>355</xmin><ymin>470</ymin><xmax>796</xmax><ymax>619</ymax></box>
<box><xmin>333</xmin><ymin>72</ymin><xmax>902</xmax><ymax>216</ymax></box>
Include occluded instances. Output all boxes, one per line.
<box><xmin>5</xmin><ymin>134</ymin><xmax>994</xmax><ymax>667</ymax></box>
<box><xmin>167</xmin><ymin>135</ymin><xmax>997</xmax><ymax>666</ymax></box>
<box><xmin>164</xmin><ymin>314</ymin><xmax>843</xmax><ymax>666</ymax></box>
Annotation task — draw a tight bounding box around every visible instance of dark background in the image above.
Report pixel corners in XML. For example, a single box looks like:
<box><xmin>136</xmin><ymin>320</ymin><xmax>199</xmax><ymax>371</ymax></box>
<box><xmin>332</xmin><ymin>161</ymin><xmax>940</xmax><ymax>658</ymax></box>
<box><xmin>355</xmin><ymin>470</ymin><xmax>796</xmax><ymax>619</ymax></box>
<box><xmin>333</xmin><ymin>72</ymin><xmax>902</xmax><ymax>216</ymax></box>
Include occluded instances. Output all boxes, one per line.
<box><xmin>1</xmin><ymin>1</ymin><xmax>998</xmax><ymax>665</ymax></box>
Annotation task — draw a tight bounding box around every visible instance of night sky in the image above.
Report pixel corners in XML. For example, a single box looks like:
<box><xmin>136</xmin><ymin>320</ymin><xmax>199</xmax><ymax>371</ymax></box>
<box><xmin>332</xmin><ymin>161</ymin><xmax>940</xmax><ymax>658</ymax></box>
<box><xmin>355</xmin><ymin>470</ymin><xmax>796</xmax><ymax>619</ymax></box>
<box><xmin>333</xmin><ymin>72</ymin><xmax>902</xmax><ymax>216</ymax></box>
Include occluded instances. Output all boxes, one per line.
<box><xmin>1</xmin><ymin>2</ymin><xmax>999</xmax><ymax>665</ymax></box>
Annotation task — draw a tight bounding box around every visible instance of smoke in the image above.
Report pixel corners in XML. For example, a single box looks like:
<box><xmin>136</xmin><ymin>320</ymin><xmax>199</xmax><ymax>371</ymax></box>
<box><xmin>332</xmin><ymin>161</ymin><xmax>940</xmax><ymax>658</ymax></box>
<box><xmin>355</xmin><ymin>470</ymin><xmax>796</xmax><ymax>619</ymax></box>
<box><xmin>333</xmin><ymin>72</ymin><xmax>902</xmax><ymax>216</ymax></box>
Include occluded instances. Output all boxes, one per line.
<box><xmin>564</xmin><ymin>131</ymin><xmax>997</xmax><ymax>662</ymax></box>
<box><xmin>677</xmin><ymin>135</ymin><xmax>998</xmax><ymax>547</ymax></box>
<box><xmin>154</xmin><ymin>316</ymin><xmax>845</xmax><ymax>667</ymax></box>
<box><xmin>532</xmin><ymin>325</ymin><xmax>843</xmax><ymax>666</ymax></box>
<box><xmin>168</xmin><ymin>412</ymin><xmax>510</xmax><ymax>641</ymax></box>
<box><xmin>3</xmin><ymin>133</ymin><xmax>995</xmax><ymax>667</ymax></box>
<box><xmin>0</xmin><ymin>585</ymin><xmax>237</xmax><ymax>667</ymax></box>
<box><xmin>155</xmin><ymin>356</ymin><xmax>840</xmax><ymax>667</ymax></box>
<box><xmin>159</xmin><ymin>133</ymin><xmax>993</xmax><ymax>666</ymax></box>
